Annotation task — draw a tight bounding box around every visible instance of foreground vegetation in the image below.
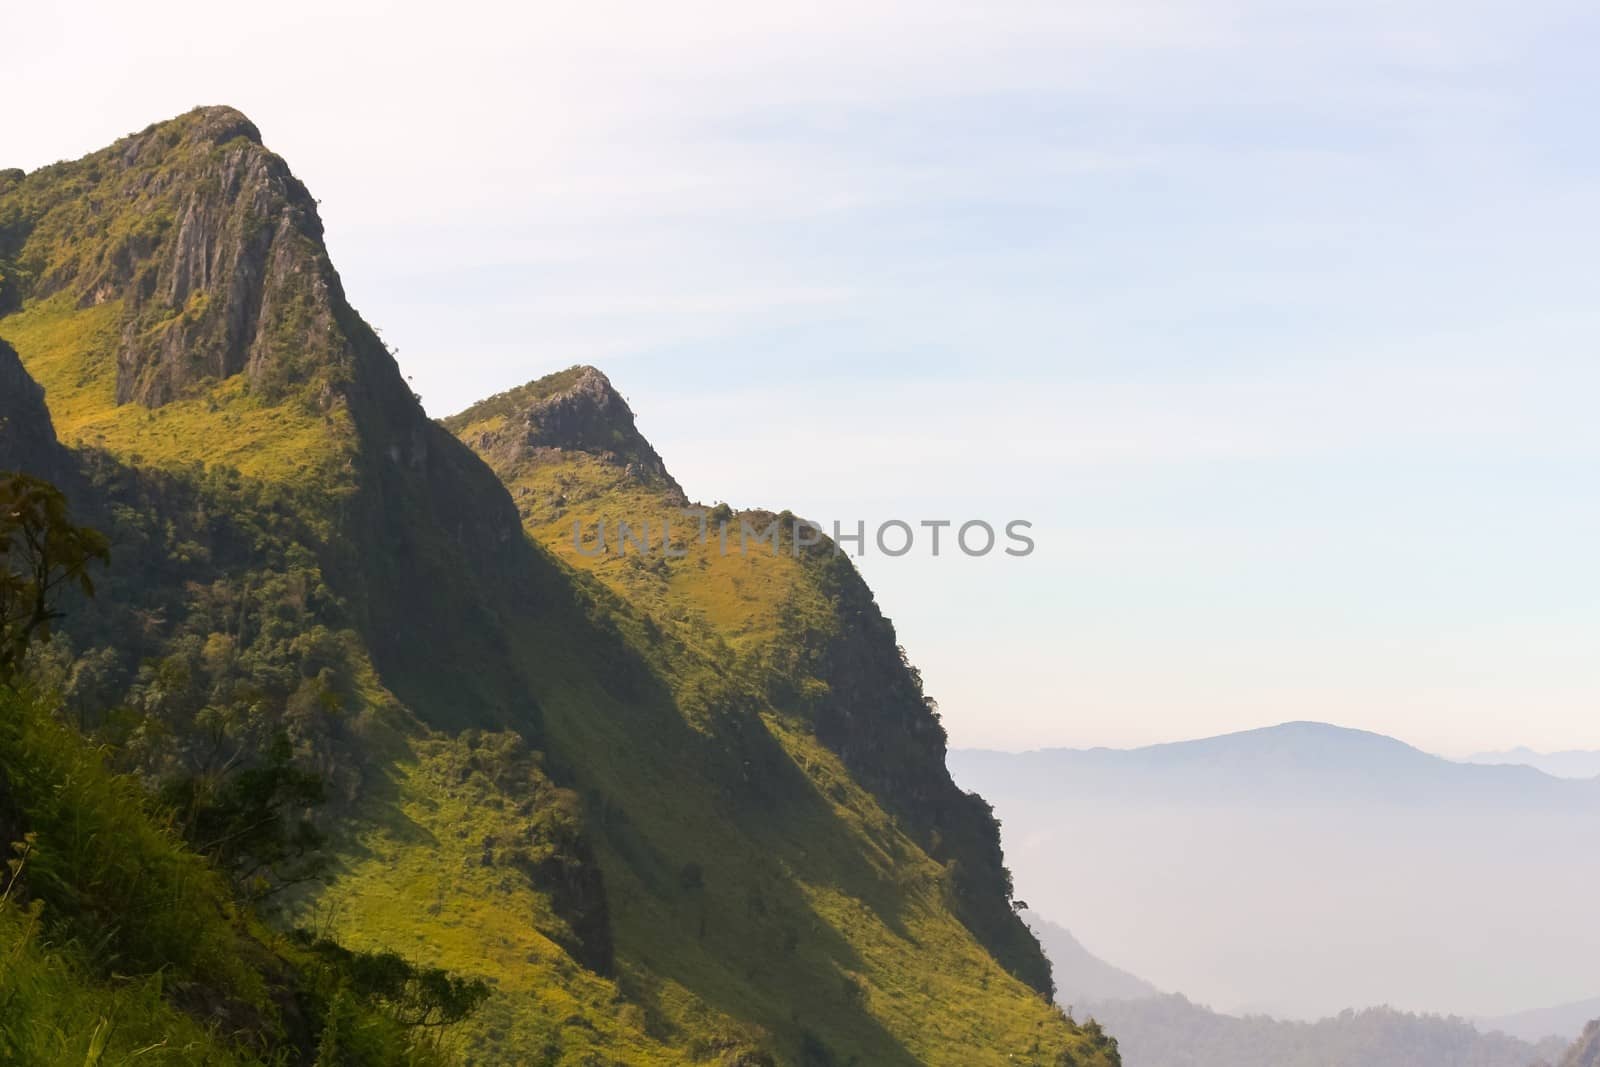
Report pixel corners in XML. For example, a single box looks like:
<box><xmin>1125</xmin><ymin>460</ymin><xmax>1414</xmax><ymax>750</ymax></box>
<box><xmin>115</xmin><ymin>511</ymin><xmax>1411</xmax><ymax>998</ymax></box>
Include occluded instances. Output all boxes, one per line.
<box><xmin>1</xmin><ymin>681</ymin><xmax>492</xmax><ymax>1066</ymax></box>
<box><xmin>0</xmin><ymin>473</ymin><xmax>487</xmax><ymax>1064</ymax></box>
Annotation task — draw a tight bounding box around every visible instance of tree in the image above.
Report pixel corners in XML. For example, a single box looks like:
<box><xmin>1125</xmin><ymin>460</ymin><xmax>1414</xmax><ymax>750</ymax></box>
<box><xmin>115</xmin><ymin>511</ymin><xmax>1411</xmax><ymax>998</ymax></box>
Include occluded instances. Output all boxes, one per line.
<box><xmin>297</xmin><ymin>933</ymin><xmax>492</xmax><ymax>1030</ymax></box>
<box><xmin>0</xmin><ymin>473</ymin><xmax>109</xmax><ymax>681</ymax></box>
<box><xmin>161</xmin><ymin>729</ymin><xmax>328</xmax><ymax>901</ymax></box>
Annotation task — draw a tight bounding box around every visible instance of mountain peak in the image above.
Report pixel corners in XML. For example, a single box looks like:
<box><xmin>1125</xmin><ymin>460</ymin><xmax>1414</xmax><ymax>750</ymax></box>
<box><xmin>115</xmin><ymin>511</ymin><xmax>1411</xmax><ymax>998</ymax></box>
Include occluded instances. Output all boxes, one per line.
<box><xmin>443</xmin><ymin>365</ymin><xmax>683</xmax><ymax>498</ymax></box>
<box><xmin>1120</xmin><ymin>719</ymin><xmax>1425</xmax><ymax>757</ymax></box>
<box><xmin>1</xmin><ymin>109</ymin><xmax>455</xmax><ymax>483</ymax></box>
<box><xmin>148</xmin><ymin>105</ymin><xmax>263</xmax><ymax>149</ymax></box>
<box><xmin>0</xmin><ymin>105</ymin><xmax>340</xmax><ymax>409</ymax></box>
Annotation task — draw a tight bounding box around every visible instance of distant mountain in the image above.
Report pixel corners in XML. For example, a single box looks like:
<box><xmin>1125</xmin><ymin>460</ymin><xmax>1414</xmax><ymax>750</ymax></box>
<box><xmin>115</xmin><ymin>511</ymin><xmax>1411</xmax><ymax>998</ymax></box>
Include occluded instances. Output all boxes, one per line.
<box><xmin>957</xmin><ymin>721</ymin><xmax>1595</xmax><ymax>810</ymax></box>
<box><xmin>1478</xmin><ymin>999</ymin><xmax>1600</xmax><ymax>1045</ymax></box>
<box><xmin>1464</xmin><ymin>748</ymin><xmax>1600</xmax><ymax>781</ymax></box>
<box><xmin>1026</xmin><ymin>903</ymin><xmax>1600</xmax><ymax>1065</ymax></box>
<box><xmin>951</xmin><ymin>723</ymin><xmax>1600</xmax><ymax>1020</ymax></box>
<box><xmin>1076</xmin><ymin>994</ymin><xmax>1568</xmax><ymax>1067</ymax></box>
<box><xmin>1022</xmin><ymin>912</ymin><xmax>1160</xmax><ymax>1007</ymax></box>
<box><xmin>1025</xmin><ymin>900</ymin><xmax>1594</xmax><ymax>1067</ymax></box>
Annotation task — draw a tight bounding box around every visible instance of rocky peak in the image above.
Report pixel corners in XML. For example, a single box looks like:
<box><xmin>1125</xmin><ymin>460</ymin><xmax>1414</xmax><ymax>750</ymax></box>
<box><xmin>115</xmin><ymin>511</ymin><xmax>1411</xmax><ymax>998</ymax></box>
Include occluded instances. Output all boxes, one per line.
<box><xmin>443</xmin><ymin>366</ymin><xmax>685</xmax><ymax>500</ymax></box>
<box><xmin>112</xmin><ymin>106</ymin><xmax>264</xmax><ymax>168</ymax></box>
<box><xmin>0</xmin><ymin>106</ymin><xmax>347</xmax><ymax>408</ymax></box>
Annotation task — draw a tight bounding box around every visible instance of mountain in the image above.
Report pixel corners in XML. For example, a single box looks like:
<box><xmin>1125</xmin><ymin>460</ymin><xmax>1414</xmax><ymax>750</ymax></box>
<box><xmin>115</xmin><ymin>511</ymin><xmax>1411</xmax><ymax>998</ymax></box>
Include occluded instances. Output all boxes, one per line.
<box><xmin>1478</xmin><ymin>1000</ymin><xmax>1600</xmax><ymax>1046</ymax></box>
<box><xmin>1073</xmin><ymin>995</ymin><xmax>1568</xmax><ymax>1067</ymax></box>
<box><xmin>1464</xmin><ymin>748</ymin><xmax>1600</xmax><ymax>780</ymax></box>
<box><xmin>0</xmin><ymin>107</ymin><xmax>1118</xmax><ymax>1066</ymax></box>
<box><xmin>1028</xmin><ymin>902</ymin><xmax>1600</xmax><ymax>1064</ymax></box>
<box><xmin>950</xmin><ymin>723</ymin><xmax>1600</xmax><ymax>1020</ymax></box>
<box><xmin>957</xmin><ymin>721</ymin><xmax>1592</xmax><ymax>808</ymax></box>
<box><xmin>1020</xmin><ymin>912</ymin><xmax>1159</xmax><ymax>1007</ymax></box>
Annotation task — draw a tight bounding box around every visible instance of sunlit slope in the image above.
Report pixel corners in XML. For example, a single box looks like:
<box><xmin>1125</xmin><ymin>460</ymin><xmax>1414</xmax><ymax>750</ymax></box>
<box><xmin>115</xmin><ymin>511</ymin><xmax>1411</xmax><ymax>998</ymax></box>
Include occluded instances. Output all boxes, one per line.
<box><xmin>443</xmin><ymin>372</ymin><xmax>815</xmax><ymax>657</ymax></box>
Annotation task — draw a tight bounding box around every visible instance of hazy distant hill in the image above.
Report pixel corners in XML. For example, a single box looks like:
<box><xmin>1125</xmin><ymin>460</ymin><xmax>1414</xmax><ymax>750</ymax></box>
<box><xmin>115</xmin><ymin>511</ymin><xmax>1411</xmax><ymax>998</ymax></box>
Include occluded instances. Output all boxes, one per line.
<box><xmin>1076</xmin><ymin>995</ymin><xmax>1567</xmax><ymax>1067</ymax></box>
<box><xmin>959</xmin><ymin>722</ymin><xmax>1595</xmax><ymax>809</ymax></box>
<box><xmin>1022</xmin><ymin>905</ymin><xmax>1600</xmax><ymax>1064</ymax></box>
<box><xmin>1478</xmin><ymin>999</ymin><xmax>1600</xmax><ymax>1045</ymax></box>
<box><xmin>1464</xmin><ymin>748</ymin><xmax>1600</xmax><ymax>780</ymax></box>
<box><xmin>1021</xmin><ymin>912</ymin><xmax>1160</xmax><ymax>1006</ymax></box>
<box><xmin>951</xmin><ymin>723</ymin><xmax>1600</xmax><ymax>1020</ymax></box>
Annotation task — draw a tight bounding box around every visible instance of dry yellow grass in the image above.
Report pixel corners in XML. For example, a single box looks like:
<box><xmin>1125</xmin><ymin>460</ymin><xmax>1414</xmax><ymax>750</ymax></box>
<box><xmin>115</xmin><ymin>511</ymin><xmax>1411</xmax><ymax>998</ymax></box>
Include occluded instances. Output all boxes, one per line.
<box><xmin>2</xmin><ymin>295</ymin><xmax>354</xmax><ymax>483</ymax></box>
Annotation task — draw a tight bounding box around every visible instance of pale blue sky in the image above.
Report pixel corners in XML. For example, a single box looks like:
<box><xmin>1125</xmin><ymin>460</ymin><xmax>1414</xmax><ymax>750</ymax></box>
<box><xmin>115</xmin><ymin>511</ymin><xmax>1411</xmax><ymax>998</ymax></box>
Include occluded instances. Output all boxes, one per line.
<box><xmin>8</xmin><ymin>0</ymin><xmax>1599</xmax><ymax>752</ymax></box>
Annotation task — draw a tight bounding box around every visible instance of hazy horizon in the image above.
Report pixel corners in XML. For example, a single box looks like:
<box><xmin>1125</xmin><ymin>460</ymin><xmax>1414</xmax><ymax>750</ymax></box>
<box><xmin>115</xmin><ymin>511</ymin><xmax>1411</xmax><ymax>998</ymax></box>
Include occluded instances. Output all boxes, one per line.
<box><xmin>956</xmin><ymin>719</ymin><xmax>1600</xmax><ymax>765</ymax></box>
<box><xmin>951</xmin><ymin>725</ymin><xmax>1600</xmax><ymax>1019</ymax></box>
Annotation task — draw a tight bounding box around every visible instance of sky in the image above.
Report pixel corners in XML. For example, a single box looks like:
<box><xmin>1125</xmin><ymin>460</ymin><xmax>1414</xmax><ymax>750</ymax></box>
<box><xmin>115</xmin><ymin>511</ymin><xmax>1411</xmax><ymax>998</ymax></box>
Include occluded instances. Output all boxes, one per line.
<box><xmin>7</xmin><ymin>0</ymin><xmax>1599</xmax><ymax>755</ymax></box>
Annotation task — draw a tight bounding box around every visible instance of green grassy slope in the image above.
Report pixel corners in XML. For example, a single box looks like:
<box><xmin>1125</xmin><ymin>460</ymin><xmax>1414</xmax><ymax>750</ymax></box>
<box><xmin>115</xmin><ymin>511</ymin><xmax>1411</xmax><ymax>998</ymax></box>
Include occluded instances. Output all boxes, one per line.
<box><xmin>0</xmin><ymin>108</ymin><xmax>1119</xmax><ymax>1067</ymax></box>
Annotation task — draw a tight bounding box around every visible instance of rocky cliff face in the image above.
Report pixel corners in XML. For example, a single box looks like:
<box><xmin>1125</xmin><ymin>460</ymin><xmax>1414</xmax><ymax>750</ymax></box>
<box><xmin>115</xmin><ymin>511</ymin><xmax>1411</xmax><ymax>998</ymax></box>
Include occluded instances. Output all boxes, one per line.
<box><xmin>1</xmin><ymin>107</ymin><xmax>354</xmax><ymax>408</ymax></box>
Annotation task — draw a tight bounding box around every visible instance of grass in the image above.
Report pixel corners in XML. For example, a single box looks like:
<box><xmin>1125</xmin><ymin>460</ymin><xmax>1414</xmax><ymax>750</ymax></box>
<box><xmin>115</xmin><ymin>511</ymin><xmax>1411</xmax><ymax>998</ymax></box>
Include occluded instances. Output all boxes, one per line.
<box><xmin>0</xmin><ymin>683</ymin><xmax>466</xmax><ymax>1066</ymax></box>
<box><xmin>305</xmin><ymin>704</ymin><xmax>1109</xmax><ymax>1065</ymax></box>
<box><xmin>0</xmin><ymin>687</ymin><xmax>268</xmax><ymax>1006</ymax></box>
<box><xmin>0</xmin><ymin>294</ymin><xmax>355</xmax><ymax>484</ymax></box>
<box><xmin>450</xmin><ymin>433</ymin><xmax>820</xmax><ymax>660</ymax></box>
<box><xmin>0</xmin><ymin>904</ymin><xmax>250</xmax><ymax>1067</ymax></box>
<box><xmin>0</xmin><ymin>685</ymin><xmax>260</xmax><ymax>1064</ymax></box>
<box><xmin>296</xmin><ymin>730</ymin><xmax>693</xmax><ymax>1066</ymax></box>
